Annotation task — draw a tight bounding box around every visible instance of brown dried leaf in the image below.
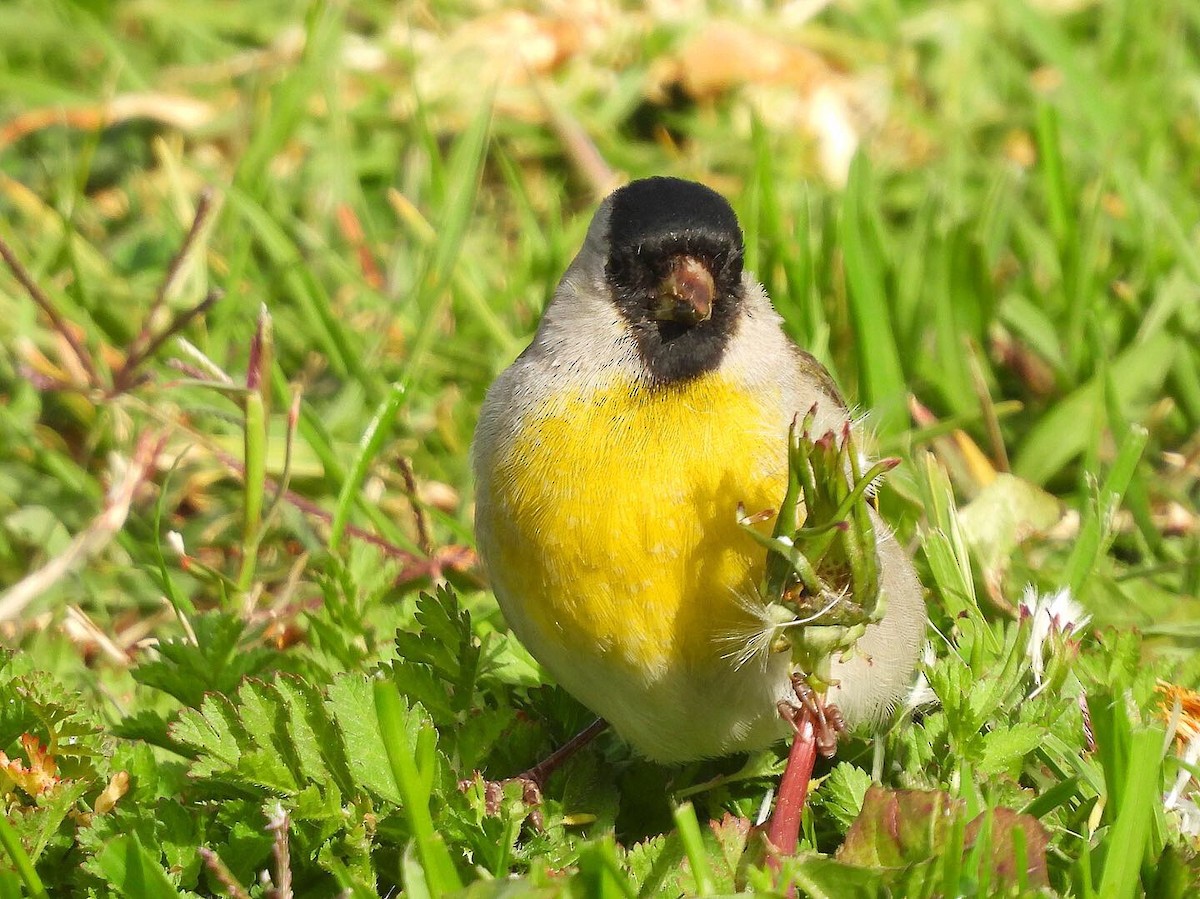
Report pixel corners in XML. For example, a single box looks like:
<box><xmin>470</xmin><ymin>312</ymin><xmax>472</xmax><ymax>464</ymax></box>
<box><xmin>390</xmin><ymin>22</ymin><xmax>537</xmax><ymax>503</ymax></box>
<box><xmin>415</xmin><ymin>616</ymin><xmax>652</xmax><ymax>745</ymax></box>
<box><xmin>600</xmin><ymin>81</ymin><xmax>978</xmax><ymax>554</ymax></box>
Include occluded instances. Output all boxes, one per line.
<box><xmin>0</xmin><ymin>734</ymin><xmax>63</xmax><ymax>797</ymax></box>
<box><xmin>646</xmin><ymin>20</ymin><xmax>875</xmax><ymax>183</ymax></box>
<box><xmin>94</xmin><ymin>770</ymin><xmax>131</xmax><ymax>815</ymax></box>
<box><xmin>648</xmin><ymin>20</ymin><xmax>830</xmax><ymax>102</ymax></box>
<box><xmin>1</xmin><ymin>93</ymin><xmax>215</xmax><ymax>149</ymax></box>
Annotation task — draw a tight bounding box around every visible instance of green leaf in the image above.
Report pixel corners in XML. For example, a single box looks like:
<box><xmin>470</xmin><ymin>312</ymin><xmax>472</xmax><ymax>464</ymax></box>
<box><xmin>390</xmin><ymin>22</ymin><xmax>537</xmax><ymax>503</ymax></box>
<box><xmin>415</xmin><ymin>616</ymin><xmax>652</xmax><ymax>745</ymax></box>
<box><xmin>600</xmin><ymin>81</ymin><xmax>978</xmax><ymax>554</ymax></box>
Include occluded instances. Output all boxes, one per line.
<box><xmin>818</xmin><ymin>762</ymin><xmax>874</xmax><ymax>830</ymax></box>
<box><xmin>957</xmin><ymin>474</ymin><xmax>1062</xmax><ymax>588</ymax></box>
<box><xmin>327</xmin><ymin>674</ymin><xmax>402</xmax><ymax>806</ymax></box>
<box><xmin>622</xmin><ymin>833</ymin><xmax>682</xmax><ymax>897</ymax></box>
<box><xmin>23</xmin><ymin>780</ymin><xmax>90</xmax><ymax>864</ymax></box>
<box><xmin>170</xmin><ymin>693</ymin><xmax>247</xmax><ymax>772</ymax></box>
<box><xmin>979</xmin><ymin>724</ymin><xmax>1045</xmax><ymax>777</ymax></box>
<box><xmin>133</xmin><ymin>612</ymin><xmax>278</xmax><ymax>708</ymax></box>
<box><xmin>388</xmin><ymin>658</ymin><xmax>456</xmax><ymax>726</ymax></box>
<box><xmin>775</xmin><ymin>853</ymin><xmax>887</xmax><ymax>899</ymax></box>
<box><xmin>0</xmin><ymin>670</ymin><xmax>104</xmax><ymax>778</ymax></box>
<box><xmin>276</xmin><ymin>674</ymin><xmax>356</xmax><ymax>795</ymax></box>
<box><xmin>94</xmin><ymin>834</ymin><xmax>184</xmax><ymax>899</ymax></box>
<box><xmin>329</xmin><ymin>380</ymin><xmax>407</xmax><ymax>553</ymax></box>
<box><xmin>393</xmin><ymin>586</ymin><xmax>480</xmax><ymax>712</ymax></box>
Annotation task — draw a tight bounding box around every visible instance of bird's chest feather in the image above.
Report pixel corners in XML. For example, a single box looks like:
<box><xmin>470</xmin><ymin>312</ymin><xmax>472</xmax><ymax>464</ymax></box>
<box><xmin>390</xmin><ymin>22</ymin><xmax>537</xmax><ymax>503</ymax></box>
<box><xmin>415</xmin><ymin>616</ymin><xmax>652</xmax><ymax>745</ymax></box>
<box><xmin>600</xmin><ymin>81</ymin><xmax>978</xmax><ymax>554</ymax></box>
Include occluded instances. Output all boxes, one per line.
<box><xmin>485</xmin><ymin>373</ymin><xmax>788</xmax><ymax>674</ymax></box>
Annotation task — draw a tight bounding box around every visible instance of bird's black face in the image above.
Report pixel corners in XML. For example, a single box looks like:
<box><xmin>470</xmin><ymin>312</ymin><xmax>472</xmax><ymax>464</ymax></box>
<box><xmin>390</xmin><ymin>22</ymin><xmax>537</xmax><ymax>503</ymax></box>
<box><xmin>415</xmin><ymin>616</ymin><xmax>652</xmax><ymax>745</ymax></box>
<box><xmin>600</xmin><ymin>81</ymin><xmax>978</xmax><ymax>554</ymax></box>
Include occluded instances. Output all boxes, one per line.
<box><xmin>604</xmin><ymin>177</ymin><xmax>746</xmax><ymax>385</ymax></box>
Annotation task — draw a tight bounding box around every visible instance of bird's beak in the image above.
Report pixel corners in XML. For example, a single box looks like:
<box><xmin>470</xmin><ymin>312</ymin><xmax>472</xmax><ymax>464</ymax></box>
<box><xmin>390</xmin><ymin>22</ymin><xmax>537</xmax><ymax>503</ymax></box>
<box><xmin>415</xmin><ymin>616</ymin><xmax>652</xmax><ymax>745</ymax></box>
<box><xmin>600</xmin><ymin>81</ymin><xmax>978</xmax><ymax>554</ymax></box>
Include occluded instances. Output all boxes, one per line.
<box><xmin>653</xmin><ymin>255</ymin><xmax>714</xmax><ymax>324</ymax></box>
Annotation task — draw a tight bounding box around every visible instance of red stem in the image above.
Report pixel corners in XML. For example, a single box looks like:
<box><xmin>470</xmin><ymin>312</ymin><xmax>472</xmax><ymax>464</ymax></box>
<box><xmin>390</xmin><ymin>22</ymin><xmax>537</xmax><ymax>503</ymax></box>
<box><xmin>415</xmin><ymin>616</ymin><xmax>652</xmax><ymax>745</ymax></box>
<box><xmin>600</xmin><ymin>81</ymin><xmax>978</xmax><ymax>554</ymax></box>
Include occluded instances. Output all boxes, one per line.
<box><xmin>522</xmin><ymin>718</ymin><xmax>608</xmax><ymax>786</ymax></box>
<box><xmin>766</xmin><ymin>707</ymin><xmax>818</xmax><ymax>888</ymax></box>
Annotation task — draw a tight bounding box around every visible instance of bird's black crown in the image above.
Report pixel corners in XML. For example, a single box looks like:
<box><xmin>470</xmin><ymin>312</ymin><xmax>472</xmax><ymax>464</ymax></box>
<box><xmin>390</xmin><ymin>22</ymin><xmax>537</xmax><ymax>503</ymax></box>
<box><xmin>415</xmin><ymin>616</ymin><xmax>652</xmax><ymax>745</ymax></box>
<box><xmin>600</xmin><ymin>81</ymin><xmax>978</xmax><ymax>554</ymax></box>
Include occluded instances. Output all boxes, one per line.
<box><xmin>606</xmin><ymin>177</ymin><xmax>744</xmax><ymax>263</ymax></box>
<box><xmin>604</xmin><ymin>177</ymin><xmax>746</xmax><ymax>385</ymax></box>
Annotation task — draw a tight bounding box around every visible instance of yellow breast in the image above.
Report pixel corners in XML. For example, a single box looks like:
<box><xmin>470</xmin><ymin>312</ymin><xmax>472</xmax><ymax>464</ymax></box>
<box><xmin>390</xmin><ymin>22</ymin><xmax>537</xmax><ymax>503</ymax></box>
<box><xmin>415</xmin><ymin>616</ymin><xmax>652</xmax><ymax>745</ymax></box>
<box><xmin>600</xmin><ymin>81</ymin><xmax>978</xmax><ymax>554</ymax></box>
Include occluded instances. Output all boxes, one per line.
<box><xmin>484</xmin><ymin>373</ymin><xmax>787</xmax><ymax>675</ymax></box>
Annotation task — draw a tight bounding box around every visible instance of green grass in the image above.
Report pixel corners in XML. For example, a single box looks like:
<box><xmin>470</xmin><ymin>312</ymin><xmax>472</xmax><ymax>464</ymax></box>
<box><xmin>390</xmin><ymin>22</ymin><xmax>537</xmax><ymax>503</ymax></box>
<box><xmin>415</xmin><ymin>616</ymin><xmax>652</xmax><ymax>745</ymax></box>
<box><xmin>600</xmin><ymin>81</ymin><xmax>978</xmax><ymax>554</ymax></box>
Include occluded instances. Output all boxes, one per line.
<box><xmin>1</xmin><ymin>0</ymin><xmax>1199</xmax><ymax>896</ymax></box>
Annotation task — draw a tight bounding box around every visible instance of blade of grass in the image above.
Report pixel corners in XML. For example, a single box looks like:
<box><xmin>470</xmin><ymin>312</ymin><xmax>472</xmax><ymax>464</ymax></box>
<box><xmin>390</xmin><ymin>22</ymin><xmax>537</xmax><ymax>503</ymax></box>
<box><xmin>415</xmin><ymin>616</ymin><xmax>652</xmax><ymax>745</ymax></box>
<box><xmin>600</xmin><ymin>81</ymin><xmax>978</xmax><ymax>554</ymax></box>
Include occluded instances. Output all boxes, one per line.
<box><xmin>840</xmin><ymin>154</ymin><xmax>906</xmax><ymax>433</ymax></box>
<box><xmin>373</xmin><ymin>680</ymin><xmax>462</xmax><ymax>895</ymax></box>
<box><xmin>1098</xmin><ymin>728</ymin><xmax>1163</xmax><ymax>899</ymax></box>
<box><xmin>223</xmin><ymin>187</ymin><xmax>381</xmax><ymax>403</ymax></box>
<box><xmin>233</xmin><ymin>1</ymin><xmax>342</xmax><ymax>197</ymax></box>
<box><xmin>0</xmin><ymin>810</ymin><xmax>48</xmax><ymax>899</ymax></box>
<box><xmin>672</xmin><ymin>802</ymin><xmax>716</xmax><ymax>896</ymax></box>
<box><xmin>387</xmin><ymin>186</ymin><xmax>518</xmax><ymax>357</ymax></box>
<box><xmin>328</xmin><ymin>381</ymin><xmax>407</xmax><ymax>554</ymax></box>
<box><xmin>238</xmin><ymin>305</ymin><xmax>272</xmax><ymax>593</ymax></box>
<box><xmin>575</xmin><ymin>839</ymin><xmax>637</xmax><ymax>899</ymax></box>
<box><xmin>1012</xmin><ymin>330</ymin><xmax>1174</xmax><ymax>484</ymax></box>
<box><xmin>1063</xmin><ymin>423</ymin><xmax>1148</xmax><ymax>595</ymax></box>
<box><xmin>402</xmin><ymin>96</ymin><xmax>493</xmax><ymax>387</ymax></box>
<box><xmin>1034</xmin><ymin>99</ymin><xmax>1072</xmax><ymax>255</ymax></box>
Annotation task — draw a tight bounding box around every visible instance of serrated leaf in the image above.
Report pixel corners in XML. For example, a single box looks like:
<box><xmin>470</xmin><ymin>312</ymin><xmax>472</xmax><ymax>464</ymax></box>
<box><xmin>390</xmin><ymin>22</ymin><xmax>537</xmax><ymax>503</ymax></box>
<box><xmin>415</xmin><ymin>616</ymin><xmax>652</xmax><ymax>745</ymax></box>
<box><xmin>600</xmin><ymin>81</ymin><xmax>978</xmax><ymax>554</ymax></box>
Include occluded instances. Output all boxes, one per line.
<box><xmin>480</xmin><ymin>632</ymin><xmax>545</xmax><ymax>689</ymax></box>
<box><xmin>133</xmin><ymin>612</ymin><xmax>278</xmax><ymax>708</ymax></box>
<box><xmin>236</xmin><ymin>747</ymin><xmax>299</xmax><ymax>794</ymax></box>
<box><xmin>978</xmin><ymin>724</ymin><xmax>1044</xmax><ymax>777</ymax></box>
<box><xmin>153</xmin><ymin>800</ymin><xmax>204</xmax><ymax>887</ymax></box>
<box><xmin>623</xmin><ymin>833</ymin><xmax>681</xmax><ymax>896</ymax></box>
<box><xmin>393</xmin><ymin>586</ymin><xmax>481</xmax><ymax>711</ymax></box>
<box><xmin>707</xmin><ymin>812</ymin><xmax>750</xmax><ymax>887</ymax></box>
<box><xmin>327</xmin><ymin>674</ymin><xmax>402</xmax><ymax>805</ymax></box>
<box><xmin>9</xmin><ymin>779</ymin><xmax>90</xmax><ymax>864</ymax></box>
<box><xmin>455</xmin><ymin>707</ymin><xmax>518</xmax><ymax>772</ymax></box>
<box><xmin>111</xmin><ymin>710</ymin><xmax>177</xmax><ymax>752</ymax></box>
<box><xmin>388</xmin><ymin>658</ymin><xmax>455</xmax><ymax>725</ymax></box>
<box><xmin>275</xmin><ymin>674</ymin><xmax>353</xmax><ymax>792</ymax></box>
<box><xmin>818</xmin><ymin>763</ymin><xmax>875</xmax><ymax>830</ymax></box>
<box><xmin>234</xmin><ymin>681</ymin><xmax>286</xmax><ymax>756</ymax></box>
<box><xmin>174</xmin><ymin>684</ymin><xmax>303</xmax><ymax>794</ymax></box>
<box><xmin>0</xmin><ymin>673</ymin><xmax>105</xmax><ymax>778</ymax></box>
<box><xmin>235</xmin><ymin>680</ymin><xmax>303</xmax><ymax>790</ymax></box>
<box><xmin>169</xmin><ymin>693</ymin><xmax>246</xmax><ymax>772</ymax></box>
<box><xmin>209</xmin><ymin>804</ymin><xmax>274</xmax><ymax>887</ymax></box>
<box><xmin>291</xmin><ymin>782</ymin><xmax>344</xmax><ymax>827</ymax></box>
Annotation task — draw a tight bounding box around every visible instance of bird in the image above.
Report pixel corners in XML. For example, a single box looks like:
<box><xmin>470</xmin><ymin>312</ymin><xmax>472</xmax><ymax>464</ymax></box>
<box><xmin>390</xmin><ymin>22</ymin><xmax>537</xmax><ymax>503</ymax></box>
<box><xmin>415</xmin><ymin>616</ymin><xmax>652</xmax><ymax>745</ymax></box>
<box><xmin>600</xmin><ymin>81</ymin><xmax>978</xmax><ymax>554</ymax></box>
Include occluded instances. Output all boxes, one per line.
<box><xmin>472</xmin><ymin>176</ymin><xmax>926</xmax><ymax>766</ymax></box>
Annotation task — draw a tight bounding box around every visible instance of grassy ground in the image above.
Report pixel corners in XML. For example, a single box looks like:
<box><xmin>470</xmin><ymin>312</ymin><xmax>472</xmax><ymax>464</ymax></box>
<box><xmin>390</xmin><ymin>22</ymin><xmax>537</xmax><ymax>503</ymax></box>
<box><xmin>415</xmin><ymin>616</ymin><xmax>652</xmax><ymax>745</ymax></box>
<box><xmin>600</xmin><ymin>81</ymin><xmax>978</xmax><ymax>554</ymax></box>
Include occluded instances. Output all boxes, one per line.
<box><xmin>1</xmin><ymin>0</ymin><xmax>1199</xmax><ymax>896</ymax></box>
